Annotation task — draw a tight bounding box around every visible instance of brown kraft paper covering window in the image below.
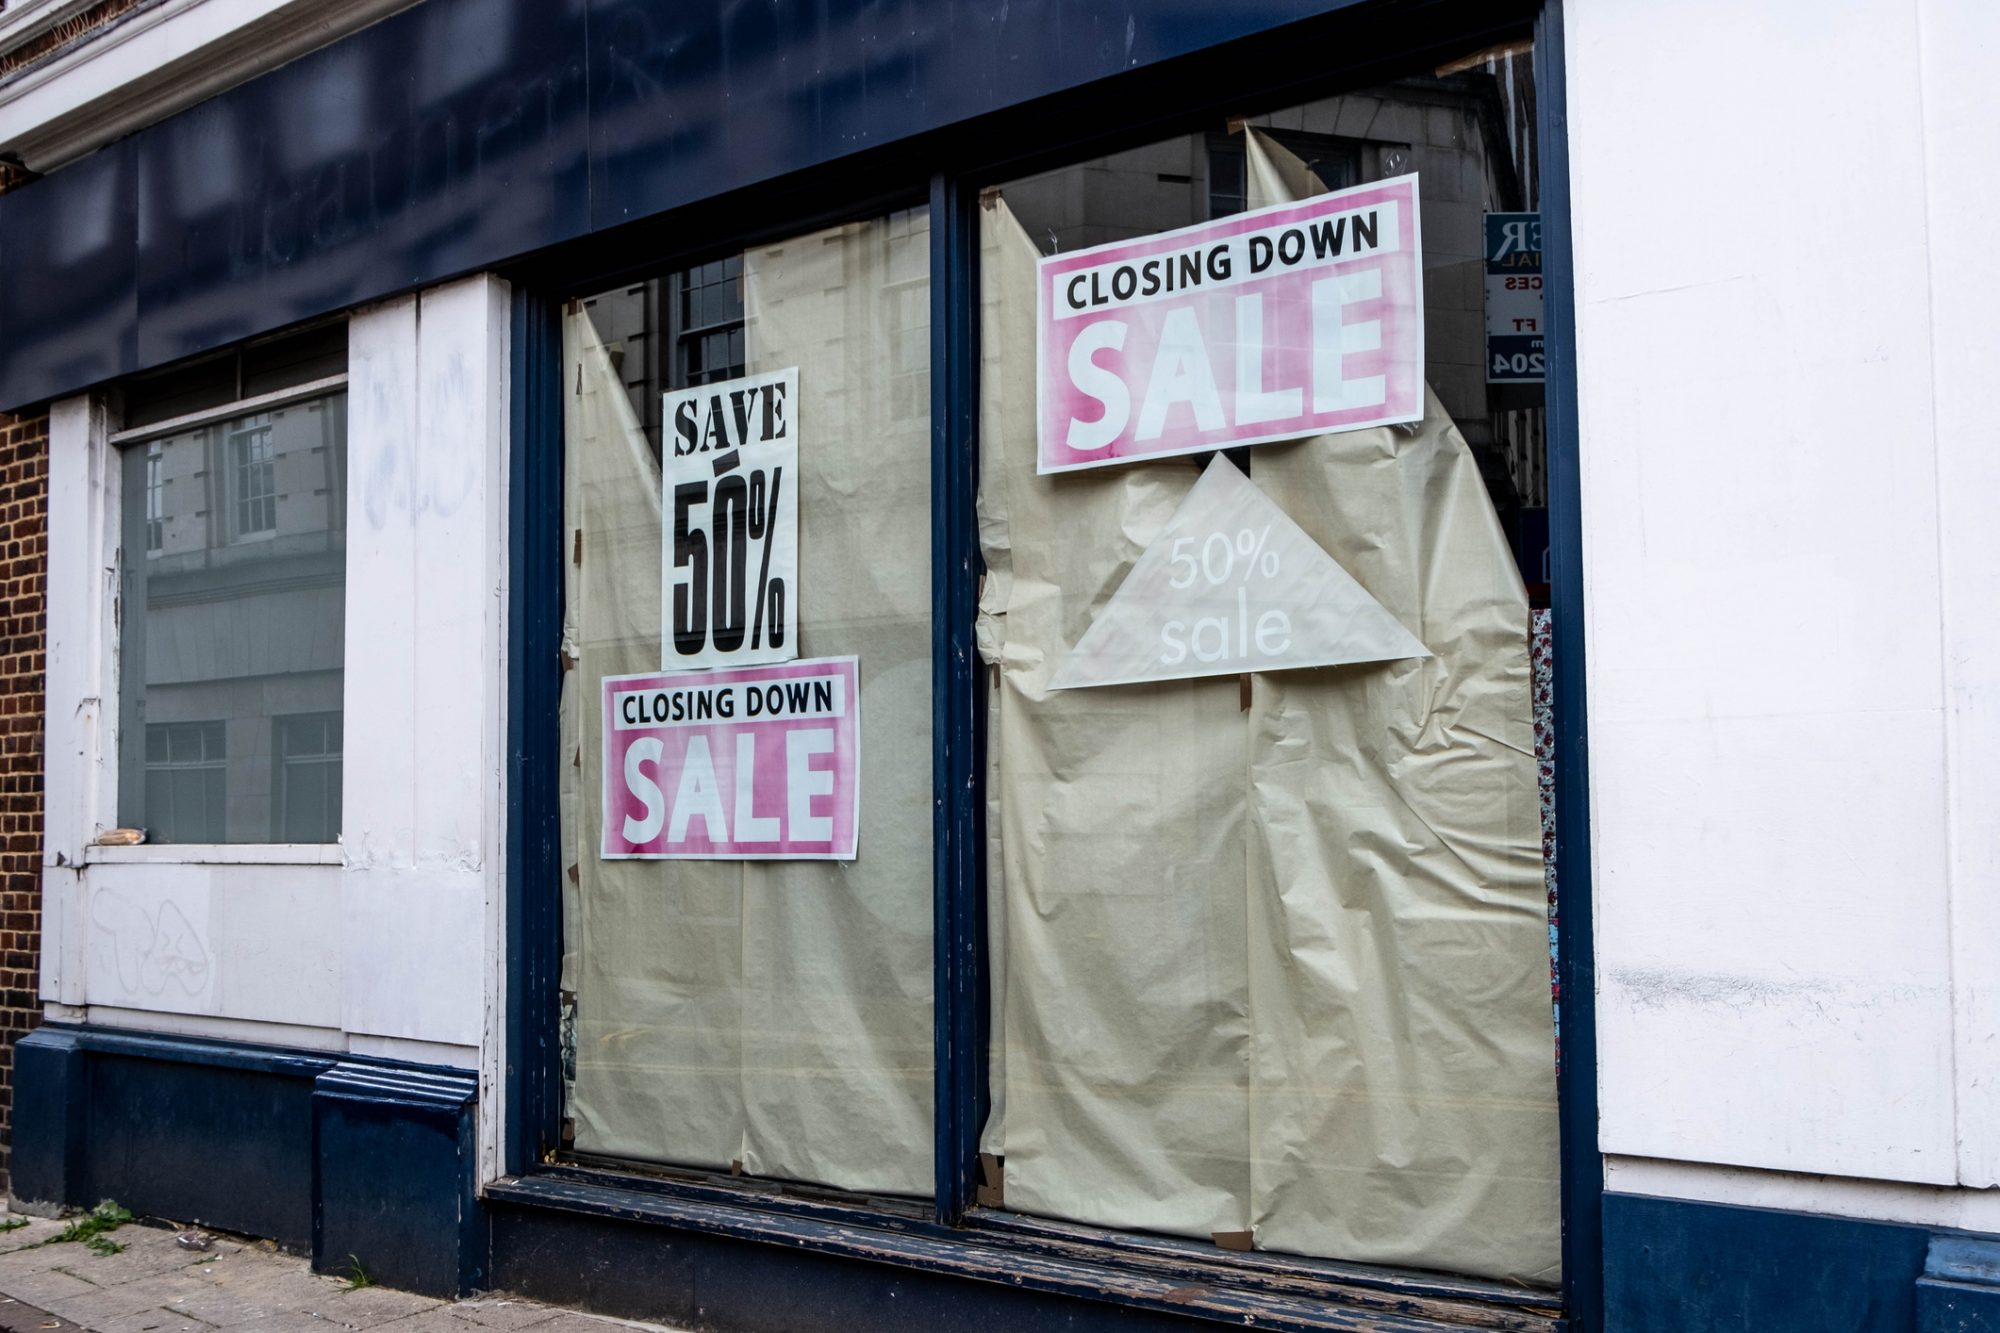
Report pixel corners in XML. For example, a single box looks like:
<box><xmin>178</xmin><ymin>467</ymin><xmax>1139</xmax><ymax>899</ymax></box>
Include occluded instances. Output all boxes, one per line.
<box><xmin>561</xmin><ymin>213</ymin><xmax>935</xmax><ymax>1197</ymax></box>
<box><xmin>974</xmin><ymin>133</ymin><xmax>1558</xmax><ymax>1283</ymax></box>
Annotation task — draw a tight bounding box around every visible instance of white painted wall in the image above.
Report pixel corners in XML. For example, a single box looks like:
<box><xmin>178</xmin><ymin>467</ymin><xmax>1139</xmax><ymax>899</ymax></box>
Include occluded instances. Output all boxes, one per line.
<box><xmin>1569</xmin><ymin>0</ymin><xmax>1999</xmax><ymax>1210</ymax></box>
<box><xmin>41</xmin><ymin>275</ymin><xmax>511</xmax><ymax>1075</ymax></box>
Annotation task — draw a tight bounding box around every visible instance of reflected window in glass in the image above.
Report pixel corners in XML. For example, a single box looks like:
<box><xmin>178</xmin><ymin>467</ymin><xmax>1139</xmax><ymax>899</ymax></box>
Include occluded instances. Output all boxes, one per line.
<box><xmin>117</xmin><ymin>386</ymin><xmax>347</xmax><ymax>845</ymax></box>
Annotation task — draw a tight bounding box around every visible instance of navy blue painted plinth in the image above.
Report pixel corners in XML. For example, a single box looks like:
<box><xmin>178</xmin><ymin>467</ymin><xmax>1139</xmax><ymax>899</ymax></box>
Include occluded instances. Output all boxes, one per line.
<box><xmin>10</xmin><ymin>1025</ymin><xmax>482</xmax><ymax>1297</ymax></box>
<box><xmin>9</xmin><ymin>1027</ymin><xmax>85</xmax><ymax>1209</ymax></box>
<box><xmin>1919</xmin><ymin>1237</ymin><xmax>2000</xmax><ymax>1333</ymax></box>
<box><xmin>313</xmin><ymin>1062</ymin><xmax>483</xmax><ymax>1296</ymax></box>
<box><xmin>12</xmin><ymin>1026</ymin><xmax>326</xmax><ymax>1243</ymax></box>
<box><xmin>1601</xmin><ymin>1193</ymin><xmax>2000</xmax><ymax>1333</ymax></box>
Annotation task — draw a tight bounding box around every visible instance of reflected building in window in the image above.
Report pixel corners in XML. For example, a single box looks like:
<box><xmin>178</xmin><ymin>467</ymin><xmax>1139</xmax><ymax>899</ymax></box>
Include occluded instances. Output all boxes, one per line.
<box><xmin>118</xmin><ymin>384</ymin><xmax>348</xmax><ymax>844</ymax></box>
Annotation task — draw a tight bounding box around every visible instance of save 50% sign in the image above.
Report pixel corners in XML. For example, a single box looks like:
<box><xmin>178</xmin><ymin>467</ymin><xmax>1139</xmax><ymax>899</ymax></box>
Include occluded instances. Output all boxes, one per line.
<box><xmin>661</xmin><ymin>368</ymin><xmax>800</xmax><ymax>670</ymax></box>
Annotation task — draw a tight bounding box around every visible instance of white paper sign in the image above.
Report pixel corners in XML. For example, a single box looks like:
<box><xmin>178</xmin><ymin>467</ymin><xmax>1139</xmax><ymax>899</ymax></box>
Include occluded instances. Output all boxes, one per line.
<box><xmin>1049</xmin><ymin>456</ymin><xmax>1429</xmax><ymax>690</ymax></box>
<box><xmin>662</xmin><ymin>368</ymin><xmax>800</xmax><ymax>670</ymax></box>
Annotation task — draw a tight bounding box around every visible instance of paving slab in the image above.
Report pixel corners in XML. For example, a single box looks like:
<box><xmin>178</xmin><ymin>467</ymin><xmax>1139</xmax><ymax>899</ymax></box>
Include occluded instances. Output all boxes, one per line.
<box><xmin>0</xmin><ymin>1210</ymin><xmax>684</xmax><ymax>1333</ymax></box>
<box><xmin>445</xmin><ymin>1300</ymin><xmax>559</xmax><ymax>1330</ymax></box>
<box><xmin>374</xmin><ymin>1313</ymin><xmax>539</xmax><ymax>1333</ymax></box>
<box><xmin>30</xmin><ymin>1278</ymin><xmax>176</xmax><ymax>1328</ymax></box>
<box><xmin>0</xmin><ymin>1269</ymin><xmax>100</xmax><ymax>1311</ymax></box>
<box><xmin>81</xmin><ymin>1314</ymin><xmax>216</xmax><ymax>1333</ymax></box>
<box><xmin>0</xmin><ymin>1292</ymin><xmax>89</xmax><ymax>1332</ymax></box>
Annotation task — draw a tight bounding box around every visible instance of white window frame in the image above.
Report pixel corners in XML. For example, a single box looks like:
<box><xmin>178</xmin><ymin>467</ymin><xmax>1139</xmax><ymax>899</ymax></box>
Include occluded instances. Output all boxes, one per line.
<box><xmin>53</xmin><ymin>371</ymin><xmax>349</xmax><ymax>871</ymax></box>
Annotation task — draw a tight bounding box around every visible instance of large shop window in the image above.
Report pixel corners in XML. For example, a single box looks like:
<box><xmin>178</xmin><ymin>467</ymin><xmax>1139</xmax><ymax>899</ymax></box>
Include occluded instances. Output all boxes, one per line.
<box><xmin>549</xmin><ymin>38</ymin><xmax>1557</xmax><ymax>1295</ymax></box>
<box><xmin>560</xmin><ymin>209</ymin><xmax>935</xmax><ymax>1193</ymax></box>
<box><xmin>113</xmin><ymin>327</ymin><xmax>349</xmax><ymax>846</ymax></box>
<box><xmin>975</xmin><ymin>67</ymin><xmax>1555</xmax><ymax>1285</ymax></box>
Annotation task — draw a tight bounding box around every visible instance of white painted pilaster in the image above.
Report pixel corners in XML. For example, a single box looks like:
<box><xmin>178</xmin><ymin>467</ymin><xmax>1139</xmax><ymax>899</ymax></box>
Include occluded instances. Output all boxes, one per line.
<box><xmin>1571</xmin><ymin>0</ymin><xmax>1958</xmax><ymax>1185</ymax></box>
<box><xmin>1918</xmin><ymin>0</ymin><xmax>2000</xmax><ymax>1190</ymax></box>
<box><xmin>340</xmin><ymin>276</ymin><xmax>510</xmax><ymax>1062</ymax></box>
<box><xmin>42</xmin><ymin>394</ymin><xmax>114</xmax><ymax>1008</ymax></box>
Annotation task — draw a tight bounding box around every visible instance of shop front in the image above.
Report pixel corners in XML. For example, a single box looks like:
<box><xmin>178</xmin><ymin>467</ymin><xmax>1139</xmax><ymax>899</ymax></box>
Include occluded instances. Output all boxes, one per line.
<box><xmin>2</xmin><ymin>2</ymin><xmax>1602</xmax><ymax>1329</ymax></box>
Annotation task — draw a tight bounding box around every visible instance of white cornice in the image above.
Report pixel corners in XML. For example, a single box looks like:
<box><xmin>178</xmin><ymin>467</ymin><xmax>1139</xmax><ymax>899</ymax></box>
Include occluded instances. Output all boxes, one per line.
<box><xmin>0</xmin><ymin>0</ymin><xmax>420</xmax><ymax>174</ymax></box>
<box><xmin>0</xmin><ymin>0</ymin><xmax>107</xmax><ymax>58</ymax></box>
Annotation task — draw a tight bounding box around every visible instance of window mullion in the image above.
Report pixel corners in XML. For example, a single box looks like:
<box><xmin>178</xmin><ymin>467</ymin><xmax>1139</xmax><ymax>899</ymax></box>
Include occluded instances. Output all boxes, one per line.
<box><xmin>930</xmin><ymin>171</ymin><xmax>986</xmax><ymax>1225</ymax></box>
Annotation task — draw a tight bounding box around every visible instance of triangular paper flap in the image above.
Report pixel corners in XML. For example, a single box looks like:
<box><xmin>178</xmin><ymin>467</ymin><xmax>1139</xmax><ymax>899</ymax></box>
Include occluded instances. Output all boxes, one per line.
<box><xmin>1049</xmin><ymin>457</ymin><xmax>1429</xmax><ymax>690</ymax></box>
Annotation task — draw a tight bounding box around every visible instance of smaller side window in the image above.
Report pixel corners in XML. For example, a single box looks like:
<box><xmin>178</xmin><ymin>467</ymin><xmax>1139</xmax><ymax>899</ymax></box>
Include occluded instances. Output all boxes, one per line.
<box><xmin>114</xmin><ymin>327</ymin><xmax>348</xmax><ymax>846</ymax></box>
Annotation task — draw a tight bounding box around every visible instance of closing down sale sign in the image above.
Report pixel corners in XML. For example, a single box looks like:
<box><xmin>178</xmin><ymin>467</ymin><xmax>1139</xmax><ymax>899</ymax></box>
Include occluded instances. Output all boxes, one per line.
<box><xmin>602</xmin><ymin>657</ymin><xmax>859</xmax><ymax>861</ymax></box>
<box><xmin>1038</xmin><ymin>175</ymin><xmax>1423</xmax><ymax>474</ymax></box>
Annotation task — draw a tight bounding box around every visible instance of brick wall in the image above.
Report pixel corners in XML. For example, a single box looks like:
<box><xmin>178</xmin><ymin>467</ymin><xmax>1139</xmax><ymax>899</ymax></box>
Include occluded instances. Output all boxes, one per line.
<box><xmin>0</xmin><ymin>410</ymin><xmax>46</xmax><ymax>1190</ymax></box>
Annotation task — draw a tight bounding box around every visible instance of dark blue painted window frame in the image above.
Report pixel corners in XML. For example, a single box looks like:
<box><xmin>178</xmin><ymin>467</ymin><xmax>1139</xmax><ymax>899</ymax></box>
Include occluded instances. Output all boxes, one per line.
<box><xmin>505</xmin><ymin>2</ymin><xmax>1599</xmax><ymax>1327</ymax></box>
<box><xmin>1534</xmin><ymin>3</ymin><xmax>1603</xmax><ymax>1326</ymax></box>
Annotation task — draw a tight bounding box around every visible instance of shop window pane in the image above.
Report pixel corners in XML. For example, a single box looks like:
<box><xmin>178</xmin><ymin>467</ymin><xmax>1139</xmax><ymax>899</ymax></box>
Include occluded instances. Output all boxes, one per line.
<box><xmin>563</xmin><ymin>210</ymin><xmax>933</xmax><ymax>1197</ymax></box>
<box><xmin>117</xmin><ymin>391</ymin><xmax>347</xmax><ymax>844</ymax></box>
<box><xmin>977</xmin><ymin>48</ymin><xmax>1555</xmax><ymax>1284</ymax></box>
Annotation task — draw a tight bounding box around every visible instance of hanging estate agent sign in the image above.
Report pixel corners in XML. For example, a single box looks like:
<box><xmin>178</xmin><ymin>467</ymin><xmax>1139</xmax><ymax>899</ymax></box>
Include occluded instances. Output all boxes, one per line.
<box><xmin>1037</xmin><ymin>175</ymin><xmax>1424</xmax><ymax>475</ymax></box>
<box><xmin>1484</xmin><ymin>212</ymin><xmax>1543</xmax><ymax>383</ymax></box>
<box><xmin>601</xmin><ymin>657</ymin><xmax>860</xmax><ymax>861</ymax></box>
<box><xmin>662</xmin><ymin>367</ymin><xmax>800</xmax><ymax>669</ymax></box>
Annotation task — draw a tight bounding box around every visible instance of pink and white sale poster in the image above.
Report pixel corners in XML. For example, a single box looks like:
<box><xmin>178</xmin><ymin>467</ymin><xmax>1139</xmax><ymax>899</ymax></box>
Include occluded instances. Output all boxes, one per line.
<box><xmin>1037</xmin><ymin>175</ymin><xmax>1424</xmax><ymax>474</ymax></box>
<box><xmin>600</xmin><ymin>656</ymin><xmax>859</xmax><ymax>861</ymax></box>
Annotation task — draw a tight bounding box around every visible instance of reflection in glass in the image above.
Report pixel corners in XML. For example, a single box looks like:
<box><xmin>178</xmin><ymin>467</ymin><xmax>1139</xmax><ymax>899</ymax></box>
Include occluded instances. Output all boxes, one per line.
<box><xmin>142</xmin><ymin>721</ymin><xmax>226</xmax><ymax>844</ymax></box>
<box><xmin>117</xmin><ymin>391</ymin><xmax>347</xmax><ymax>843</ymax></box>
<box><xmin>229</xmin><ymin>422</ymin><xmax>278</xmax><ymax>538</ymax></box>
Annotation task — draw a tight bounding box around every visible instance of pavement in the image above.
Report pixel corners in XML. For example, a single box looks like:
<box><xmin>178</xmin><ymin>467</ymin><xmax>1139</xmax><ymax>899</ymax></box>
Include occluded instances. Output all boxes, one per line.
<box><xmin>0</xmin><ymin>1206</ymin><xmax>684</xmax><ymax>1333</ymax></box>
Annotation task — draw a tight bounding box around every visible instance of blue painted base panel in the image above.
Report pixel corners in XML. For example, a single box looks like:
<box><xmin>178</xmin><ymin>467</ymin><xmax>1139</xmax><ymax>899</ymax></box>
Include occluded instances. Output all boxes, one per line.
<box><xmin>9</xmin><ymin>1026</ymin><xmax>481</xmax><ymax>1297</ymax></box>
<box><xmin>28</xmin><ymin>1028</ymin><xmax>2000</xmax><ymax>1331</ymax></box>
<box><xmin>1602</xmin><ymin>1192</ymin><xmax>2000</xmax><ymax>1333</ymax></box>
<box><xmin>1921</xmin><ymin>1278</ymin><xmax>2000</xmax><ymax>1333</ymax></box>
<box><xmin>312</xmin><ymin>1062</ymin><xmax>483</xmax><ymax>1295</ymax></box>
<box><xmin>1918</xmin><ymin>1236</ymin><xmax>2000</xmax><ymax>1333</ymax></box>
